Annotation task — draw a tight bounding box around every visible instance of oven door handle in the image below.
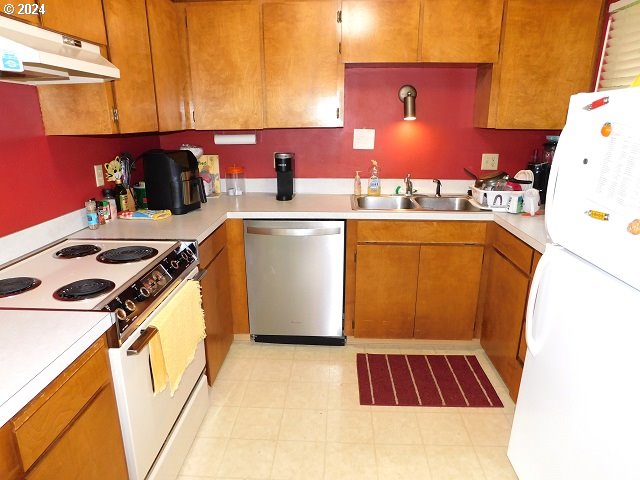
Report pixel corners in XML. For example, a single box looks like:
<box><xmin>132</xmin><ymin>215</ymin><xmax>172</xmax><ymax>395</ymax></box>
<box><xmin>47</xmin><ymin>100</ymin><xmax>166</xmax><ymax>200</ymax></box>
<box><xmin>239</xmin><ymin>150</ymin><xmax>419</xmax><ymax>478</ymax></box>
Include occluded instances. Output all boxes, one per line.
<box><xmin>192</xmin><ymin>268</ymin><xmax>208</xmax><ymax>282</ymax></box>
<box><xmin>127</xmin><ymin>326</ymin><xmax>158</xmax><ymax>356</ymax></box>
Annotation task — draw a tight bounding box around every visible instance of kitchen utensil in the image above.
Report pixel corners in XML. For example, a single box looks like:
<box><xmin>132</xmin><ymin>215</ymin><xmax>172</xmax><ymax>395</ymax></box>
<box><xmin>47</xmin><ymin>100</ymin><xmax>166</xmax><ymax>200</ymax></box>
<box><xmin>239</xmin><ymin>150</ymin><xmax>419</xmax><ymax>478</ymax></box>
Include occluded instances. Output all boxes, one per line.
<box><xmin>464</xmin><ymin>167</ymin><xmax>532</xmax><ymax>190</ymax></box>
<box><xmin>515</xmin><ymin>170</ymin><xmax>534</xmax><ymax>191</ymax></box>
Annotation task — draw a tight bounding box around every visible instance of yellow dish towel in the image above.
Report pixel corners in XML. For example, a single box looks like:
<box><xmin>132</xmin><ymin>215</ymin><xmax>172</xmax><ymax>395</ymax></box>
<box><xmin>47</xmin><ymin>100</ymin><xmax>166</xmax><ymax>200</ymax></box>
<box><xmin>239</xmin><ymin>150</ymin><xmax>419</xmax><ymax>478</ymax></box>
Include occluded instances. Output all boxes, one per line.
<box><xmin>148</xmin><ymin>280</ymin><xmax>206</xmax><ymax>396</ymax></box>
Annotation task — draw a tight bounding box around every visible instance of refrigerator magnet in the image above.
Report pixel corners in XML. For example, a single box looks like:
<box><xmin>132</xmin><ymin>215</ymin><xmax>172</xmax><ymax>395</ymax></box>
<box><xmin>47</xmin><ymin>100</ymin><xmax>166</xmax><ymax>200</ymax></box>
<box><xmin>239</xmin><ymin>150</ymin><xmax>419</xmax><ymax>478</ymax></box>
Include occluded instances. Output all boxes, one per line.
<box><xmin>601</xmin><ymin>122</ymin><xmax>613</xmax><ymax>137</ymax></box>
<box><xmin>627</xmin><ymin>220</ymin><xmax>640</xmax><ymax>235</ymax></box>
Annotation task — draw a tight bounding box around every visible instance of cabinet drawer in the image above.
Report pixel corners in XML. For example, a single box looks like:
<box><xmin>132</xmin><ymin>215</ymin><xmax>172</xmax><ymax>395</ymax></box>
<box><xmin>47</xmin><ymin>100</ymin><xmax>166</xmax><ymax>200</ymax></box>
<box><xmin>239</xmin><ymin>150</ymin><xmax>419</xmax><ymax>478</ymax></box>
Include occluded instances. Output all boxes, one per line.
<box><xmin>200</xmin><ymin>223</ymin><xmax>227</xmax><ymax>268</ymax></box>
<box><xmin>493</xmin><ymin>226</ymin><xmax>533</xmax><ymax>273</ymax></box>
<box><xmin>12</xmin><ymin>337</ymin><xmax>109</xmax><ymax>471</ymax></box>
<box><xmin>357</xmin><ymin>221</ymin><xmax>487</xmax><ymax>244</ymax></box>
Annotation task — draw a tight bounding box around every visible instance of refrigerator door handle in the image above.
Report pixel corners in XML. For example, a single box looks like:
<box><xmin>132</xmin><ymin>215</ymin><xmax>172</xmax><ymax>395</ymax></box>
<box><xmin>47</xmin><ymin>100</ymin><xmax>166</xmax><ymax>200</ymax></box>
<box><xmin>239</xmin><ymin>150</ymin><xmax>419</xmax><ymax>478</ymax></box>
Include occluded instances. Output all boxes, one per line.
<box><xmin>525</xmin><ymin>248</ymin><xmax>553</xmax><ymax>357</ymax></box>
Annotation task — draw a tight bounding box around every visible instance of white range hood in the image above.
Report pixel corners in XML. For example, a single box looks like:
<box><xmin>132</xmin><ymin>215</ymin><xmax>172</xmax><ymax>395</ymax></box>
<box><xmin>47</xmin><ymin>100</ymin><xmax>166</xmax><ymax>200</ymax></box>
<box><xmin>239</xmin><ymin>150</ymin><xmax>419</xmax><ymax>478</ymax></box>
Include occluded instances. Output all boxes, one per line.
<box><xmin>0</xmin><ymin>15</ymin><xmax>119</xmax><ymax>85</ymax></box>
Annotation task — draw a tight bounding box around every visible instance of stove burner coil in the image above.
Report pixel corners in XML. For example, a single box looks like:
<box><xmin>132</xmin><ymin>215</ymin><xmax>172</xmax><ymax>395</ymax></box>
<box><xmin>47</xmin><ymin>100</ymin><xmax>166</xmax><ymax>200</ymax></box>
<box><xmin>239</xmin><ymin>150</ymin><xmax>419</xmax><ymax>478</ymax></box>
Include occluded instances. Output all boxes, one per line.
<box><xmin>0</xmin><ymin>277</ymin><xmax>41</xmax><ymax>298</ymax></box>
<box><xmin>55</xmin><ymin>244</ymin><xmax>102</xmax><ymax>258</ymax></box>
<box><xmin>97</xmin><ymin>246</ymin><xmax>158</xmax><ymax>264</ymax></box>
<box><xmin>53</xmin><ymin>279</ymin><xmax>116</xmax><ymax>301</ymax></box>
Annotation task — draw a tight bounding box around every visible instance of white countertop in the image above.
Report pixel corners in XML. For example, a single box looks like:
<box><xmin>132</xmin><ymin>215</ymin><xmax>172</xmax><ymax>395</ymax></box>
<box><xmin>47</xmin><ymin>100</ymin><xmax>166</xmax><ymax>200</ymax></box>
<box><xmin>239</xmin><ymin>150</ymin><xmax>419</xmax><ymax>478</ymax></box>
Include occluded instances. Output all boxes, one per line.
<box><xmin>0</xmin><ymin>310</ymin><xmax>113</xmax><ymax>425</ymax></box>
<box><xmin>70</xmin><ymin>193</ymin><xmax>547</xmax><ymax>252</ymax></box>
<box><xmin>2</xmin><ymin>193</ymin><xmax>547</xmax><ymax>427</ymax></box>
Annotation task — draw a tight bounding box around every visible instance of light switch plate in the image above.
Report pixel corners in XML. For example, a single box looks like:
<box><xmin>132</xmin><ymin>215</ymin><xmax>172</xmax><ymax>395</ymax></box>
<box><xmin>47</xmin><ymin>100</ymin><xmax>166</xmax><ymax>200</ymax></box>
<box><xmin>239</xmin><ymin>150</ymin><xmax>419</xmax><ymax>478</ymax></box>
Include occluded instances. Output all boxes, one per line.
<box><xmin>94</xmin><ymin>164</ymin><xmax>105</xmax><ymax>187</ymax></box>
<box><xmin>481</xmin><ymin>153</ymin><xmax>499</xmax><ymax>170</ymax></box>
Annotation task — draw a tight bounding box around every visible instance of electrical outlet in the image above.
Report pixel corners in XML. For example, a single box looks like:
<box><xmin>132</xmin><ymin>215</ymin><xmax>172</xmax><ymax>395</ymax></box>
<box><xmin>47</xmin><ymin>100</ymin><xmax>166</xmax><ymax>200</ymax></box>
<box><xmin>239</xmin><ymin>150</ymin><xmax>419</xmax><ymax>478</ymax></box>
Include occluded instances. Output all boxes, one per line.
<box><xmin>481</xmin><ymin>153</ymin><xmax>499</xmax><ymax>170</ymax></box>
<box><xmin>94</xmin><ymin>164</ymin><xmax>105</xmax><ymax>187</ymax></box>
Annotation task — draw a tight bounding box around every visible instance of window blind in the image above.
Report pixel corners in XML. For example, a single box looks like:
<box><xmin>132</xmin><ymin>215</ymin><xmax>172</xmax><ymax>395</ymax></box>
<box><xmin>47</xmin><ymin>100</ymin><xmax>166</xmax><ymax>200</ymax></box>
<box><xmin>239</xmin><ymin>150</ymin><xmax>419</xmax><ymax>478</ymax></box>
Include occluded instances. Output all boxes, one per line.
<box><xmin>597</xmin><ymin>0</ymin><xmax>640</xmax><ymax>90</ymax></box>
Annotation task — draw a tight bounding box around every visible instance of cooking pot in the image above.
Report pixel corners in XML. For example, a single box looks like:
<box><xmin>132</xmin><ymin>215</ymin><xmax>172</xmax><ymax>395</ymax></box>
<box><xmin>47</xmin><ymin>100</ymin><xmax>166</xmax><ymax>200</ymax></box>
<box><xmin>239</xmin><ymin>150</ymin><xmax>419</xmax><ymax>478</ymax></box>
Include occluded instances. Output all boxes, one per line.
<box><xmin>464</xmin><ymin>168</ymin><xmax>531</xmax><ymax>190</ymax></box>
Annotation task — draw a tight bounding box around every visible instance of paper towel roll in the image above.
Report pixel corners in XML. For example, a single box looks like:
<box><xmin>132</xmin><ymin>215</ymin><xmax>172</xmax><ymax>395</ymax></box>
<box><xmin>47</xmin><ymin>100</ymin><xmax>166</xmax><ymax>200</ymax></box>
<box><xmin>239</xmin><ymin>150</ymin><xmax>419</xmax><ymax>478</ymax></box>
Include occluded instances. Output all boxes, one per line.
<box><xmin>213</xmin><ymin>134</ymin><xmax>257</xmax><ymax>145</ymax></box>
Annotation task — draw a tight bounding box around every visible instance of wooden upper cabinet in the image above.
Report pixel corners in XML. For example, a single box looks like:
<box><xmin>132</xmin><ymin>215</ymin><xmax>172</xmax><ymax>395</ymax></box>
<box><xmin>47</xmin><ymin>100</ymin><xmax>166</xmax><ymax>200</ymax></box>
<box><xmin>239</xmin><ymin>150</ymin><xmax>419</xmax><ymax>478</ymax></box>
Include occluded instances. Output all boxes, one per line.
<box><xmin>421</xmin><ymin>0</ymin><xmax>503</xmax><ymax>63</ymax></box>
<box><xmin>146</xmin><ymin>0</ymin><xmax>190</xmax><ymax>132</ymax></box>
<box><xmin>341</xmin><ymin>0</ymin><xmax>421</xmax><ymax>63</ymax></box>
<box><xmin>0</xmin><ymin>1</ymin><xmax>41</xmax><ymax>25</ymax></box>
<box><xmin>37</xmin><ymin>82</ymin><xmax>116</xmax><ymax>135</ymax></box>
<box><xmin>474</xmin><ymin>0</ymin><xmax>605</xmax><ymax>129</ymax></box>
<box><xmin>263</xmin><ymin>0</ymin><xmax>343</xmax><ymax>128</ymax></box>
<box><xmin>39</xmin><ymin>0</ymin><xmax>107</xmax><ymax>45</ymax></box>
<box><xmin>103</xmin><ymin>0</ymin><xmax>158</xmax><ymax>133</ymax></box>
<box><xmin>186</xmin><ymin>1</ymin><xmax>263</xmax><ymax>130</ymax></box>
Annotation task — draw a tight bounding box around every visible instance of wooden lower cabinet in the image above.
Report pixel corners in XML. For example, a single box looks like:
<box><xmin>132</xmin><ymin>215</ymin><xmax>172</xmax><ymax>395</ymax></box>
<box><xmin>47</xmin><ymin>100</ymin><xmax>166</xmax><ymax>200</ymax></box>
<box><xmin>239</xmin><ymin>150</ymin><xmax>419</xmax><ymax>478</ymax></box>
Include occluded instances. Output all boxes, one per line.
<box><xmin>480</xmin><ymin>248</ymin><xmax>529</xmax><ymax>400</ymax></box>
<box><xmin>6</xmin><ymin>336</ymin><xmax>127</xmax><ymax>480</ymax></box>
<box><xmin>480</xmin><ymin>226</ymin><xmax>542</xmax><ymax>401</ymax></box>
<box><xmin>353</xmin><ymin>221</ymin><xmax>487</xmax><ymax>339</ymax></box>
<box><xmin>414</xmin><ymin>245</ymin><xmax>484</xmax><ymax>339</ymax></box>
<box><xmin>354</xmin><ymin>244</ymin><xmax>420</xmax><ymax>338</ymax></box>
<box><xmin>0</xmin><ymin>422</ymin><xmax>22</xmax><ymax>480</ymax></box>
<box><xmin>199</xmin><ymin>224</ymin><xmax>234</xmax><ymax>385</ymax></box>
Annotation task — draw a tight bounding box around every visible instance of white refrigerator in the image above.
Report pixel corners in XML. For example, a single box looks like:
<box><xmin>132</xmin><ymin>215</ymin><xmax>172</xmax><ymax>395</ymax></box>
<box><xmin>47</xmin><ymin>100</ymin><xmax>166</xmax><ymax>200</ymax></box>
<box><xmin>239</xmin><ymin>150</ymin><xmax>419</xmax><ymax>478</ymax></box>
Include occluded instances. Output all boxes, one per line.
<box><xmin>508</xmin><ymin>87</ymin><xmax>640</xmax><ymax>479</ymax></box>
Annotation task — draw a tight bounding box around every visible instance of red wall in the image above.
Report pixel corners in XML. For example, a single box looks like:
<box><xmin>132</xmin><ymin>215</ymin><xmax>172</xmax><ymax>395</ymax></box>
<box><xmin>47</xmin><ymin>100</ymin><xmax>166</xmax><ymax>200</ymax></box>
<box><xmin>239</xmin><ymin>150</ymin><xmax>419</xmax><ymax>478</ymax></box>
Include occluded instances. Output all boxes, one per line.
<box><xmin>1</xmin><ymin>66</ymin><xmax>559</xmax><ymax>238</ymax></box>
<box><xmin>0</xmin><ymin>82</ymin><xmax>159</xmax><ymax>237</ymax></box>
<box><xmin>159</xmin><ymin>66</ymin><xmax>558</xmax><ymax>179</ymax></box>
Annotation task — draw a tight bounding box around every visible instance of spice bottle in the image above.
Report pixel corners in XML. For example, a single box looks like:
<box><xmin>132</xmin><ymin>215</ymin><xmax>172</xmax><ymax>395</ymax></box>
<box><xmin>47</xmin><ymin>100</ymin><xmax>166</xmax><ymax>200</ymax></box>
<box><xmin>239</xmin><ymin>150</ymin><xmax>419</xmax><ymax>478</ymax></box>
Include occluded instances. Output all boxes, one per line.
<box><xmin>102</xmin><ymin>188</ymin><xmax>118</xmax><ymax>221</ymax></box>
<box><xmin>85</xmin><ymin>199</ymin><xmax>99</xmax><ymax>230</ymax></box>
<box><xmin>114</xmin><ymin>179</ymin><xmax>131</xmax><ymax>212</ymax></box>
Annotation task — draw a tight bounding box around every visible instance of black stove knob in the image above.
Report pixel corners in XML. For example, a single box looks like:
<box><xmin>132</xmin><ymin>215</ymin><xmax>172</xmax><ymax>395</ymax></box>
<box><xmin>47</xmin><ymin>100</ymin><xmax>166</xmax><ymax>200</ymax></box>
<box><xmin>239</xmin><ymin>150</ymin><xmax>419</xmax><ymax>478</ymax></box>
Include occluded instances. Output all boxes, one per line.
<box><xmin>124</xmin><ymin>299</ymin><xmax>136</xmax><ymax>312</ymax></box>
<box><xmin>115</xmin><ymin>308</ymin><xmax>127</xmax><ymax>321</ymax></box>
<box><xmin>138</xmin><ymin>286</ymin><xmax>151</xmax><ymax>299</ymax></box>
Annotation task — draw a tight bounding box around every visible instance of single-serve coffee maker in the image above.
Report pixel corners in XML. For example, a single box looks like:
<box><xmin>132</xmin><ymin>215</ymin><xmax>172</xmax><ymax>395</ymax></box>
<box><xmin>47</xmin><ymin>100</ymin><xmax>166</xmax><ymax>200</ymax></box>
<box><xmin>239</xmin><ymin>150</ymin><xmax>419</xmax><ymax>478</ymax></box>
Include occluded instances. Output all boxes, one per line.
<box><xmin>274</xmin><ymin>153</ymin><xmax>294</xmax><ymax>201</ymax></box>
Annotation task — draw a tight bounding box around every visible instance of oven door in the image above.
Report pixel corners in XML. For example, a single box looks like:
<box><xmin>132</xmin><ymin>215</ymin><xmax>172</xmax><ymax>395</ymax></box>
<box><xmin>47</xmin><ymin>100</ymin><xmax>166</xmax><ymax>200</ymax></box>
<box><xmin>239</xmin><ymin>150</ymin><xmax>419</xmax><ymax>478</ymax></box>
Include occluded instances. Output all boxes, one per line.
<box><xmin>108</xmin><ymin>270</ymin><xmax>207</xmax><ymax>480</ymax></box>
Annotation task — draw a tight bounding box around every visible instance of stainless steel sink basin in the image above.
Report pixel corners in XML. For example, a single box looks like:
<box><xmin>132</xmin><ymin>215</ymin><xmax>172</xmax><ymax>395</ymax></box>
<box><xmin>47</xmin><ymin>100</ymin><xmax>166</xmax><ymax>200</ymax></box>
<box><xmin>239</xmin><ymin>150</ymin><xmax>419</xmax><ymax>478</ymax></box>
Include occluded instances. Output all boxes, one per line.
<box><xmin>413</xmin><ymin>196</ymin><xmax>481</xmax><ymax>211</ymax></box>
<box><xmin>351</xmin><ymin>194</ymin><xmax>482</xmax><ymax>212</ymax></box>
<box><xmin>353</xmin><ymin>195</ymin><xmax>417</xmax><ymax>210</ymax></box>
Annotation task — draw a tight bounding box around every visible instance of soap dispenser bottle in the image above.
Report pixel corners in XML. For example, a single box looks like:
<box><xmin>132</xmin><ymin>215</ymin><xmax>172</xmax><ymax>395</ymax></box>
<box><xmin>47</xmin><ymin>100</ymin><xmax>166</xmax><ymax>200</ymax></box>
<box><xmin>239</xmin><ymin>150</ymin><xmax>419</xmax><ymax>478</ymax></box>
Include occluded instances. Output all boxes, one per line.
<box><xmin>354</xmin><ymin>171</ymin><xmax>362</xmax><ymax>196</ymax></box>
<box><xmin>367</xmin><ymin>160</ymin><xmax>381</xmax><ymax>196</ymax></box>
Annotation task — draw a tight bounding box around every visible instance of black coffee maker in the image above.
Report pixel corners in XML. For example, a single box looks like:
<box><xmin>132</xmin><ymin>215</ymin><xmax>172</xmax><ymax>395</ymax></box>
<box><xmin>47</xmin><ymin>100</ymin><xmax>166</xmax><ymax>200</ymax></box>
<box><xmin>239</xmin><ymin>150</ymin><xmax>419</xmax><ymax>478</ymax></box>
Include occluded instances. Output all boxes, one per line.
<box><xmin>274</xmin><ymin>153</ymin><xmax>294</xmax><ymax>201</ymax></box>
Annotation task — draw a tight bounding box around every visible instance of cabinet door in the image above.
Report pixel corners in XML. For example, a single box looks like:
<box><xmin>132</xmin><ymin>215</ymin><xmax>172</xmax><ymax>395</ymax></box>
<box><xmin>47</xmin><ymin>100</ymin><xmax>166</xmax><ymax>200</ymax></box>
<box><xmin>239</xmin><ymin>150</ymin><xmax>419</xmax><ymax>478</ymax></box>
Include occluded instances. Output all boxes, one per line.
<box><xmin>25</xmin><ymin>386</ymin><xmax>127</xmax><ymax>480</ymax></box>
<box><xmin>146</xmin><ymin>0</ymin><xmax>190</xmax><ymax>132</ymax></box>
<box><xmin>414</xmin><ymin>245</ymin><xmax>483</xmax><ymax>340</ymax></box>
<box><xmin>39</xmin><ymin>0</ymin><xmax>107</xmax><ymax>44</ymax></box>
<box><xmin>341</xmin><ymin>0</ymin><xmax>420</xmax><ymax>63</ymax></box>
<box><xmin>263</xmin><ymin>0</ymin><xmax>343</xmax><ymax>128</ymax></box>
<box><xmin>475</xmin><ymin>0</ymin><xmax>604</xmax><ymax>129</ymax></box>
<box><xmin>186</xmin><ymin>1</ymin><xmax>263</xmax><ymax>130</ymax></box>
<box><xmin>0</xmin><ymin>2</ymin><xmax>41</xmax><ymax>25</ymax></box>
<box><xmin>37</xmin><ymin>83</ymin><xmax>116</xmax><ymax>135</ymax></box>
<box><xmin>481</xmin><ymin>248</ymin><xmax>529</xmax><ymax>399</ymax></box>
<box><xmin>201</xmin><ymin>248</ymin><xmax>234</xmax><ymax>385</ymax></box>
<box><xmin>421</xmin><ymin>0</ymin><xmax>503</xmax><ymax>63</ymax></box>
<box><xmin>0</xmin><ymin>422</ymin><xmax>22</xmax><ymax>480</ymax></box>
<box><xmin>354</xmin><ymin>244</ymin><xmax>419</xmax><ymax>338</ymax></box>
<box><xmin>103</xmin><ymin>0</ymin><xmax>158</xmax><ymax>133</ymax></box>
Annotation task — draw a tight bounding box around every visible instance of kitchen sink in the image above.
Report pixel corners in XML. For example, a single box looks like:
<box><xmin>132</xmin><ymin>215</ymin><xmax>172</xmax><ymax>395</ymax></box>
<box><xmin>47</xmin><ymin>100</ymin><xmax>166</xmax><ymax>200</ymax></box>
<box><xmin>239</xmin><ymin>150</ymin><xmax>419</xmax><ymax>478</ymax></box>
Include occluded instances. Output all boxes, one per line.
<box><xmin>353</xmin><ymin>195</ymin><xmax>417</xmax><ymax>210</ymax></box>
<box><xmin>413</xmin><ymin>196</ymin><xmax>480</xmax><ymax>211</ymax></box>
<box><xmin>351</xmin><ymin>194</ymin><xmax>482</xmax><ymax>212</ymax></box>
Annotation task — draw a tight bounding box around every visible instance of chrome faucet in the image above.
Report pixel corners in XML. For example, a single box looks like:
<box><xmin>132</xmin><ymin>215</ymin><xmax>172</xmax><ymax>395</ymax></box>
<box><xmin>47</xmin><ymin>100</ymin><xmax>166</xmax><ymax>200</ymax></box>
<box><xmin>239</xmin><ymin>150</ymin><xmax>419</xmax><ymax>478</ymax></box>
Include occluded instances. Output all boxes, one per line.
<box><xmin>404</xmin><ymin>174</ymin><xmax>416</xmax><ymax>195</ymax></box>
<box><xmin>433</xmin><ymin>179</ymin><xmax>442</xmax><ymax>197</ymax></box>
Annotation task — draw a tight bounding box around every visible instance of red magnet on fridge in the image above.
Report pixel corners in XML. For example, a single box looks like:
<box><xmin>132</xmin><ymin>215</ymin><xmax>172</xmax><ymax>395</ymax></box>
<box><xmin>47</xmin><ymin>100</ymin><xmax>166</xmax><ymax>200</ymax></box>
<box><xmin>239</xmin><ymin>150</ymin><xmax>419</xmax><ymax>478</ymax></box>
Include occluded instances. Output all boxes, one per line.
<box><xmin>583</xmin><ymin>96</ymin><xmax>609</xmax><ymax>111</ymax></box>
<box><xmin>601</xmin><ymin>122</ymin><xmax>612</xmax><ymax>137</ymax></box>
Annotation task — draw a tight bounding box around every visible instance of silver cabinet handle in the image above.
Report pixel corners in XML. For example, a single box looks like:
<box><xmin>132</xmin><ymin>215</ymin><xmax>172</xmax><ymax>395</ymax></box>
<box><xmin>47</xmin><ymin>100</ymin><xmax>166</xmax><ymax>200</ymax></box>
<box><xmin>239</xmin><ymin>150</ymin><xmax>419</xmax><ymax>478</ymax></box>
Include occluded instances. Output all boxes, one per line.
<box><xmin>246</xmin><ymin>226</ymin><xmax>341</xmax><ymax>237</ymax></box>
<box><xmin>127</xmin><ymin>326</ymin><xmax>158</xmax><ymax>356</ymax></box>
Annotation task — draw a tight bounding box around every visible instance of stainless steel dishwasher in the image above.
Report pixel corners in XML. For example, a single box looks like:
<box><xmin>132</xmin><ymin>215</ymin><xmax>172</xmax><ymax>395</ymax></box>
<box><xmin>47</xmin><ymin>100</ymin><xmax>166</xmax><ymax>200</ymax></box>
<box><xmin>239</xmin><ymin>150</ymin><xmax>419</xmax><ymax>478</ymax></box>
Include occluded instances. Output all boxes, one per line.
<box><xmin>244</xmin><ymin>219</ymin><xmax>345</xmax><ymax>345</ymax></box>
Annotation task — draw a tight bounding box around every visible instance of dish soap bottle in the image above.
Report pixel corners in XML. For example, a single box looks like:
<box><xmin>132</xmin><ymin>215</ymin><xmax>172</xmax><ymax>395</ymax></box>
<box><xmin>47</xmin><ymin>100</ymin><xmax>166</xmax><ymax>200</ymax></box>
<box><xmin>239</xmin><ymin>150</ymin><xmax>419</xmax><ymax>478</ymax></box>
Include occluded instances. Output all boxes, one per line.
<box><xmin>354</xmin><ymin>170</ymin><xmax>362</xmax><ymax>196</ymax></box>
<box><xmin>367</xmin><ymin>160</ymin><xmax>381</xmax><ymax>196</ymax></box>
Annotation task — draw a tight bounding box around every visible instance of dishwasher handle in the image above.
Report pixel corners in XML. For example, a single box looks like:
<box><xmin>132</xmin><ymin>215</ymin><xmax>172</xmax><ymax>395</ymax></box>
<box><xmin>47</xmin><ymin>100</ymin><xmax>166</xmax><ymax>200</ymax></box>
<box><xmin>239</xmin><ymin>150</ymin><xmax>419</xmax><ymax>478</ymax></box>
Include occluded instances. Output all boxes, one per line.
<box><xmin>246</xmin><ymin>226</ymin><xmax>342</xmax><ymax>237</ymax></box>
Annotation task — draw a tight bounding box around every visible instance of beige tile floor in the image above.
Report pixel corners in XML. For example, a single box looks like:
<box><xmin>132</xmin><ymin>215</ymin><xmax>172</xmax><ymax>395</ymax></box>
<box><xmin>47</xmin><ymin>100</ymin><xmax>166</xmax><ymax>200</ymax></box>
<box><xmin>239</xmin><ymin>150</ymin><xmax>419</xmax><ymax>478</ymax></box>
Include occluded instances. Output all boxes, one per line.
<box><xmin>179</xmin><ymin>339</ymin><xmax>518</xmax><ymax>480</ymax></box>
